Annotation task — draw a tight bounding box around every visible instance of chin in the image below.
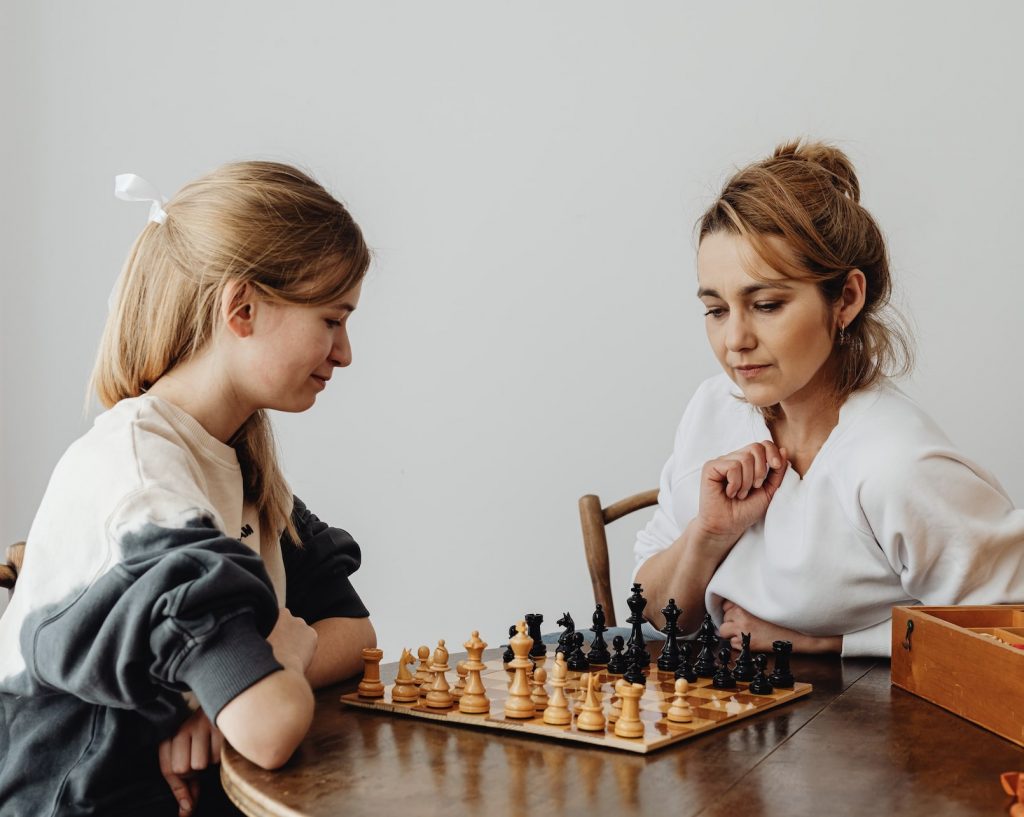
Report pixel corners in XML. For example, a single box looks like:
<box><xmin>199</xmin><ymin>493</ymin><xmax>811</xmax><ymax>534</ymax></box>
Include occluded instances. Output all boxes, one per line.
<box><xmin>733</xmin><ymin>382</ymin><xmax>779</xmax><ymax>409</ymax></box>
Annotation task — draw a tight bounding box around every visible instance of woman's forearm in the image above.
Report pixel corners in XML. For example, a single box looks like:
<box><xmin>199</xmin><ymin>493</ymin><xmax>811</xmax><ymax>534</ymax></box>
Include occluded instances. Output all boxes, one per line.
<box><xmin>306</xmin><ymin>616</ymin><xmax>378</xmax><ymax>689</ymax></box>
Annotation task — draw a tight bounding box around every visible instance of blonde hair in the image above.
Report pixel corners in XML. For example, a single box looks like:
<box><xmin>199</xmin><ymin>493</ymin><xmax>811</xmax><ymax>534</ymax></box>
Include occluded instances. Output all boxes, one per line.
<box><xmin>92</xmin><ymin>161</ymin><xmax>370</xmax><ymax>542</ymax></box>
<box><xmin>698</xmin><ymin>139</ymin><xmax>914</xmax><ymax>412</ymax></box>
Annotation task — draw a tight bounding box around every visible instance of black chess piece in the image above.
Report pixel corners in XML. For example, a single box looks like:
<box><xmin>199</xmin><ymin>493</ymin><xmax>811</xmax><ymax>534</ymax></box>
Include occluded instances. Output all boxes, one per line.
<box><xmin>712</xmin><ymin>645</ymin><xmax>737</xmax><ymax>689</ymax></box>
<box><xmin>696</xmin><ymin>613</ymin><xmax>719</xmax><ymax>649</ymax></box>
<box><xmin>555</xmin><ymin>612</ymin><xmax>575</xmax><ymax>657</ymax></box>
<box><xmin>674</xmin><ymin>640</ymin><xmax>698</xmax><ymax>683</ymax></box>
<box><xmin>525</xmin><ymin>613</ymin><xmax>547</xmax><ymax>658</ymax></box>
<box><xmin>657</xmin><ymin>599</ymin><xmax>683</xmax><ymax>672</ymax></box>
<box><xmin>587</xmin><ymin>604</ymin><xmax>611</xmax><ymax>665</ymax></box>
<box><xmin>733</xmin><ymin>632</ymin><xmax>756</xmax><ymax>682</ymax></box>
<box><xmin>607</xmin><ymin>635</ymin><xmax>627</xmax><ymax>675</ymax></box>
<box><xmin>749</xmin><ymin>653</ymin><xmax>774</xmax><ymax>695</ymax></box>
<box><xmin>623</xmin><ymin>659</ymin><xmax>646</xmax><ymax>687</ymax></box>
<box><xmin>768</xmin><ymin>640</ymin><xmax>795</xmax><ymax>688</ymax></box>
<box><xmin>567</xmin><ymin>631</ymin><xmax>590</xmax><ymax>672</ymax></box>
<box><xmin>625</xmin><ymin>583</ymin><xmax>651</xmax><ymax>667</ymax></box>
<box><xmin>693</xmin><ymin>638</ymin><xmax>718</xmax><ymax>678</ymax></box>
<box><xmin>502</xmin><ymin>624</ymin><xmax>516</xmax><ymax>666</ymax></box>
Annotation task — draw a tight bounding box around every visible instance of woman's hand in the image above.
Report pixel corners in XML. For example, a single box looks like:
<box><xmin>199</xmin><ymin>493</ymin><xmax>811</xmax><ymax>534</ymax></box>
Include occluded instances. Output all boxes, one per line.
<box><xmin>696</xmin><ymin>441</ymin><xmax>789</xmax><ymax>544</ymax></box>
<box><xmin>158</xmin><ymin>709</ymin><xmax>223</xmax><ymax>816</ymax></box>
<box><xmin>718</xmin><ymin>600</ymin><xmax>842</xmax><ymax>654</ymax></box>
<box><xmin>267</xmin><ymin>607</ymin><xmax>318</xmax><ymax>675</ymax></box>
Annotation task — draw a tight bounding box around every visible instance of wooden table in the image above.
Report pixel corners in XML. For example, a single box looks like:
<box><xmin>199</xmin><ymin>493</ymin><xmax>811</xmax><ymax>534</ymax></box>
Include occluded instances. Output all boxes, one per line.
<box><xmin>221</xmin><ymin>649</ymin><xmax>1024</xmax><ymax>816</ymax></box>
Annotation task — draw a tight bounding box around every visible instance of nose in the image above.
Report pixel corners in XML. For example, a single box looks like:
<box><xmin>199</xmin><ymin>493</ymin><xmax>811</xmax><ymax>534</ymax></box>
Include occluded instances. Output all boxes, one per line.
<box><xmin>724</xmin><ymin>311</ymin><xmax>756</xmax><ymax>354</ymax></box>
<box><xmin>330</xmin><ymin>326</ymin><xmax>353</xmax><ymax>368</ymax></box>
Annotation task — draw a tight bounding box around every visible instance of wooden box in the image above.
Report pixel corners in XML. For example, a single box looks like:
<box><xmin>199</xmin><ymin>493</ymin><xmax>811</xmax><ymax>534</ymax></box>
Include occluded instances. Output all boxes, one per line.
<box><xmin>891</xmin><ymin>605</ymin><xmax>1024</xmax><ymax>747</ymax></box>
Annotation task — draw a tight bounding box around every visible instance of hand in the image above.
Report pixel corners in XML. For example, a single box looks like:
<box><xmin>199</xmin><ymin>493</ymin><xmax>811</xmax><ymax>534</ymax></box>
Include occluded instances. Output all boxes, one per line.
<box><xmin>158</xmin><ymin>709</ymin><xmax>223</xmax><ymax>817</ymax></box>
<box><xmin>267</xmin><ymin>607</ymin><xmax>318</xmax><ymax>675</ymax></box>
<box><xmin>719</xmin><ymin>600</ymin><xmax>841</xmax><ymax>654</ymax></box>
<box><xmin>696</xmin><ymin>441</ymin><xmax>788</xmax><ymax>543</ymax></box>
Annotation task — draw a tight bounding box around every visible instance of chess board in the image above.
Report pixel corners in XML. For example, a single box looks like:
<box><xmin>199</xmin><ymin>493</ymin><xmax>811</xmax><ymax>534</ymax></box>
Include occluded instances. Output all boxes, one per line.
<box><xmin>340</xmin><ymin>658</ymin><xmax>812</xmax><ymax>754</ymax></box>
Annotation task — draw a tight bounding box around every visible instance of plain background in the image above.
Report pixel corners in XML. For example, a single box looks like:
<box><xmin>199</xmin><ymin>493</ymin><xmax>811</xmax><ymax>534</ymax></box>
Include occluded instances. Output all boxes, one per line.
<box><xmin>2</xmin><ymin>2</ymin><xmax>1022</xmax><ymax>657</ymax></box>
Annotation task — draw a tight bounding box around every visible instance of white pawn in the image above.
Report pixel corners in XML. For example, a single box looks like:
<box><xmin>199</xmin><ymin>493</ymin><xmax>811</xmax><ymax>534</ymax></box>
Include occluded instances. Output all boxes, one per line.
<box><xmin>667</xmin><ymin>677</ymin><xmax>693</xmax><ymax>723</ymax></box>
<box><xmin>543</xmin><ymin>654</ymin><xmax>572</xmax><ymax>726</ymax></box>
<box><xmin>531</xmin><ymin>667</ymin><xmax>549</xmax><ymax>712</ymax></box>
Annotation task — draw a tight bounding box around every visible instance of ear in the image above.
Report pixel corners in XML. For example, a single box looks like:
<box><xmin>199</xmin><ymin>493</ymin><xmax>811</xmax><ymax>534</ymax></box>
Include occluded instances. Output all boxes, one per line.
<box><xmin>835</xmin><ymin>269</ymin><xmax>867</xmax><ymax>328</ymax></box>
<box><xmin>221</xmin><ymin>281</ymin><xmax>256</xmax><ymax>339</ymax></box>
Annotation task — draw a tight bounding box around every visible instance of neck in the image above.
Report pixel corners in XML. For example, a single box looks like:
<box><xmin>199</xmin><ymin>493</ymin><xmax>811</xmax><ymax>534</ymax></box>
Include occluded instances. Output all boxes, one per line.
<box><xmin>147</xmin><ymin>351</ymin><xmax>254</xmax><ymax>443</ymax></box>
<box><xmin>769</xmin><ymin>368</ymin><xmax>842</xmax><ymax>476</ymax></box>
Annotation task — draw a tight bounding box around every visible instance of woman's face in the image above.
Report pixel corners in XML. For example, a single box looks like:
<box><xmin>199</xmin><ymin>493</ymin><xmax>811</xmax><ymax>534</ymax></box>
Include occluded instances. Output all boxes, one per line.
<box><xmin>696</xmin><ymin>232</ymin><xmax>837</xmax><ymax>410</ymax></box>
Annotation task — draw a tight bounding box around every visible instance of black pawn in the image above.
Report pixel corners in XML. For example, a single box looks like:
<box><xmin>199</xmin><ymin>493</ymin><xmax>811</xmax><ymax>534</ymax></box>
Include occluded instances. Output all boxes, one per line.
<box><xmin>525</xmin><ymin>613</ymin><xmax>547</xmax><ymax>658</ymax></box>
<box><xmin>674</xmin><ymin>640</ymin><xmax>698</xmax><ymax>683</ymax></box>
<box><xmin>657</xmin><ymin>598</ymin><xmax>683</xmax><ymax>672</ymax></box>
<box><xmin>623</xmin><ymin>659</ymin><xmax>646</xmax><ymax>687</ymax></box>
<box><xmin>555</xmin><ymin>612</ymin><xmax>575</xmax><ymax>657</ymax></box>
<box><xmin>588</xmin><ymin>604</ymin><xmax>611</xmax><ymax>665</ymax></box>
<box><xmin>768</xmin><ymin>640</ymin><xmax>795</xmax><ymax>688</ymax></box>
<box><xmin>733</xmin><ymin>632</ymin><xmax>756</xmax><ymax>682</ymax></box>
<box><xmin>502</xmin><ymin>624</ymin><xmax>516</xmax><ymax>666</ymax></box>
<box><xmin>567</xmin><ymin>631</ymin><xmax>590</xmax><ymax>672</ymax></box>
<box><xmin>749</xmin><ymin>653</ymin><xmax>774</xmax><ymax>695</ymax></box>
<box><xmin>712</xmin><ymin>645</ymin><xmax>736</xmax><ymax>689</ymax></box>
<box><xmin>625</xmin><ymin>583</ymin><xmax>651</xmax><ymax>668</ymax></box>
<box><xmin>693</xmin><ymin>639</ymin><xmax>718</xmax><ymax>678</ymax></box>
<box><xmin>607</xmin><ymin>635</ymin><xmax>627</xmax><ymax>675</ymax></box>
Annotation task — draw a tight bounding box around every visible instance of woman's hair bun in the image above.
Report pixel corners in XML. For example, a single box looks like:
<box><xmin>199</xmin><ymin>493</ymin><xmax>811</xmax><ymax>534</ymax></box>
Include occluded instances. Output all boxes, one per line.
<box><xmin>771</xmin><ymin>139</ymin><xmax>860</xmax><ymax>203</ymax></box>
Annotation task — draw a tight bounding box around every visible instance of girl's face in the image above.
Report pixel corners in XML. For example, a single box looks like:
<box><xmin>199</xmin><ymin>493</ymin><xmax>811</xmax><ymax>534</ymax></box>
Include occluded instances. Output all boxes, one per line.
<box><xmin>243</xmin><ymin>280</ymin><xmax>362</xmax><ymax>413</ymax></box>
<box><xmin>696</xmin><ymin>232</ymin><xmax>836</xmax><ymax>411</ymax></box>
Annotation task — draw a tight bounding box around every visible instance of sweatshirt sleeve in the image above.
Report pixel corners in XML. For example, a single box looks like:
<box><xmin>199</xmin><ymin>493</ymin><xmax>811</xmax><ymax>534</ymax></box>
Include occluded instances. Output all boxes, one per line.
<box><xmin>841</xmin><ymin>617</ymin><xmax>894</xmax><ymax>658</ymax></box>
<box><xmin>26</xmin><ymin>489</ymin><xmax>283</xmax><ymax>723</ymax></box>
<box><xmin>281</xmin><ymin>496</ymin><xmax>370</xmax><ymax>623</ymax></box>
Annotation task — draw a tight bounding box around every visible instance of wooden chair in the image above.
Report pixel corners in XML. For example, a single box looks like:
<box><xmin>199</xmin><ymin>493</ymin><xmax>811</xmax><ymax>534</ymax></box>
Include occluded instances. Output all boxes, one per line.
<box><xmin>578</xmin><ymin>490</ymin><xmax>658</xmax><ymax>626</ymax></box>
<box><xmin>0</xmin><ymin>542</ymin><xmax>26</xmax><ymax>592</ymax></box>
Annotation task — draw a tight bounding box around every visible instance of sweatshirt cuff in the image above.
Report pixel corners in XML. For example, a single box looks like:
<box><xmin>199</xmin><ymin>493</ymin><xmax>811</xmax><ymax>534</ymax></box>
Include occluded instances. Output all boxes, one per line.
<box><xmin>176</xmin><ymin>612</ymin><xmax>283</xmax><ymax>721</ymax></box>
<box><xmin>841</xmin><ymin>617</ymin><xmax>893</xmax><ymax>658</ymax></box>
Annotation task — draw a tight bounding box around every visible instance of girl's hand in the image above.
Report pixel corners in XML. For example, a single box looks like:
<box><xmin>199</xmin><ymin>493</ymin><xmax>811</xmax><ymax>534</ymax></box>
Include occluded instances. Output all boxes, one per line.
<box><xmin>158</xmin><ymin>709</ymin><xmax>223</xmax><ymax>816</ymax></box>
<box><xmin>696</xmin><ymin>441</ymin><xmax>788</xmax><ymax>543</ymax></box>
<box><xmin>718</xmin><ymin>600</ymin><xmax>842</xmax><ymax>654</ymax></box>
<box><xmin>267</xmin><ymin>607</ymin><xmax>318</xmax><ymax>675</ymax></box>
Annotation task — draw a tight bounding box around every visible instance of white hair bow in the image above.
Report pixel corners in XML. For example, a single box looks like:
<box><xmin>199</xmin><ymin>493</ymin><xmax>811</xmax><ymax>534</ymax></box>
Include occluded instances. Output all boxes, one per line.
<box><xmin>114</xmin><ymin>173</ymin><xmax>168</xmax><ymax>224</ymax></box>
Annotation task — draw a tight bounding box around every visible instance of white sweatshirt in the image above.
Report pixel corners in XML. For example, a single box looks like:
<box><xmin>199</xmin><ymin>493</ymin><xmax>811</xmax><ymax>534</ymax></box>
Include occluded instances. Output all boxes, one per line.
<box><xmin>634</xmin><ymin>374</ymin><xmax>1024</xmax><ymax>657</ymax></box>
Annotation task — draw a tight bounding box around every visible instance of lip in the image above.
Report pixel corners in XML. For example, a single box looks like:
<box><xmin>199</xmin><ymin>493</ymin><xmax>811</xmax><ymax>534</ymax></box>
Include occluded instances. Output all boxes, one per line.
<box><xmin>734</xmin><ymin>365</ymin><xmax>771</xmax><ymax>379</ymax></box>
<box><xmin>310</xmin><ymin>374</ymin><xmax>329</xmax><ymax>390</ymax></box>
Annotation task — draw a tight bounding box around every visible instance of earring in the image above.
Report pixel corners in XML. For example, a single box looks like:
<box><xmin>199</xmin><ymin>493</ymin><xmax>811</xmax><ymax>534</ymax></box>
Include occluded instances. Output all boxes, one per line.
<box><xmin>838</xmin><ymin>322</ymin><xmax>849</xmax><ymax>346</ymax></box>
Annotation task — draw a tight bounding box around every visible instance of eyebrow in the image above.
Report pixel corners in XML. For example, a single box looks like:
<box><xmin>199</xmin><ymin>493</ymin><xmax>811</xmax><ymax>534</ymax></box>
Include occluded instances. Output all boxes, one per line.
<box><xmin>697</xmin><ymin>282</ymin><xmax>794</xmax><ymax>299</ymax></box>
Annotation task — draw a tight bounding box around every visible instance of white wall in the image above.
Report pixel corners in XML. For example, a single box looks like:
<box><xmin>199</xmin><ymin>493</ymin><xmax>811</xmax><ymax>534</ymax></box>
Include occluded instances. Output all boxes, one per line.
<box><xmin>2</xmin><ymin>1</ymin><xmax>1023</xmax><ymax>655</ymax></box>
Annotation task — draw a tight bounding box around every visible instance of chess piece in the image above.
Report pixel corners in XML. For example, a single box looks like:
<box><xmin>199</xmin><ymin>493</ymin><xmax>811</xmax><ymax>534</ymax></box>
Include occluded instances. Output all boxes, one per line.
<box><xmin>623</xmin><ymin>657</ymin><xmax>646</xmax><ymax>687</ymax></box>
<box><xmin>657</xmin><ymin>599</ymin><xmax>683</xmax><ymax>672</ymax></box>
<box><xmin>625</xmin><ymin>583</ymin><xmax>651</xmax><ymax>667</ymax></box>
<box><xmin>576</xmin><ymin>672</ymin><xmax>607</xmax><ymax>732</ymax></box>
<box><xmin>391</xmin><ymin>648</ymin><xmax>420</xmax><ymax>703</ymax></box>
<box><xmin>574</xmin><ymin>672</ymin><xmax>591</xmax><ymax>705</ymax></box>
<box><xmin>425</xmin><ymin>640</ymin><xmax>454</xmax><ymax>708</ymax></box>
<box><xmin>460</xmin><ymin>630</ymin><xmax>491</xmax><ymax>714</ymax></box>
<box><xmin>749</xmin><ymin>653</ymin><xmax>774</xmax><ymax>696</ymax></box>
<box><xmin>414</xmin><ymin>645</ymin><xmax>433</xmax><ymax>688</ymax></box>
<box><xmin>674</xmin><ymin>640</ymin><xmax>698</xmax><ymax>683</ymax></box>
<box><xmin>555</xmin><ymin>612</ymin><xmax>576</xmax><ymax>657</ymax></box>
<box><xmin>543</xmin><ymin>653</ymin><xmax>572</xmax><ymax>725</ymax></box>
<box><xmin>357</xmin><ymin>647</ymin><xmax>385</xmax><ymax>698</ymax></box>
<box><xmin>531</xmin><ymin>666</ymin><xmax>549</xmax><ymax>711</ymax></box>
<box><xmin>769</xmin><ymin>640</ymin><xmax>795</xmax><ymax>688</ymax></box>
<box><xmin>696</xmin><ymin>613</ymin><xmax>719</xmax><ymax>649</ymax></box>
<box><xmin>666</xmin><ymin>678</ymin><xmax>693</xmax><ymax>723</ymax></box>
<box><xmin>712</xmin><ymin>645</ymin><xmax>736</xmax><ymax>689</ymax></box>
<box><xmin>504</xmin><ymin>622</ymin><xmax>537</xmax><ymax>718</ymax></box>
<box><xmin>502</xmin><ymin>625</ymin><xmax>517</xmax><ymax>666</ymax></box>
<box><xmin>567</xmin><ymin>631</ymin><xmax>590</xmax><ymax>672</ymax></box>
<box><xmin>453</xmin><ymin>661</ymin><xmax>468</xmax><ymax>699</ymax></box>
<box><xmin>587</xmin><ymin>604</ymin><xmax>611</xmax><ymax>665</ymax></box>
<box><xmin>608</xmin><ymin>684</ymin><xmax>624</xmax><ymax>724</ymax></box>
<box><xmin>693</xmin><ymin>638</ymin><xmax>718</xmax><ymax>678</ymax></box>
<box><xmin>613</xmin><ymin>681</ymin><xmax>645</xmax><ymax>739</ymax></box>
<box><xmin>733</xmin><ymin>633</ymin><xmax>756</xmax><ymax>682</ymax></box>
<box><xmin>525</xmin><ymin>613</ymin><xmax>547</xmax><ymax>658</ymax></box>
<box><xmin>607</xmin><ymin>635</ymin><xmax>627</xmax><ymax>675</ymax></box>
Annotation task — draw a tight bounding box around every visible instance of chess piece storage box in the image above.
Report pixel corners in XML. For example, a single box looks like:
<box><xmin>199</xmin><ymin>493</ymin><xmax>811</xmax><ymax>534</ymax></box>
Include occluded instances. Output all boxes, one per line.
<box><xmin>891</xmin><ymin>605</ymin><xmax>1024</xmax><ymax>747</ymax></box>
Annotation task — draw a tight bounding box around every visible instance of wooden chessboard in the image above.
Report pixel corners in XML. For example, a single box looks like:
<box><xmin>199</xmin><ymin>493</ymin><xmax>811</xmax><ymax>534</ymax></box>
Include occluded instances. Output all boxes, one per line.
<box><xmin>340</xmin><ymin>658</ymin><xmax>812</xmax><ymax>754</ymax></box>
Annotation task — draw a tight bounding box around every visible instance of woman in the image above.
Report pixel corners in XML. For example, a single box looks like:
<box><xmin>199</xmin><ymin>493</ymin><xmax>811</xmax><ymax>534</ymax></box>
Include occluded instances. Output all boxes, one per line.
<box><xmin>634</xmin><ymin>140</ymin><xmax>1024</xmax><ymax>657</ymax></box>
